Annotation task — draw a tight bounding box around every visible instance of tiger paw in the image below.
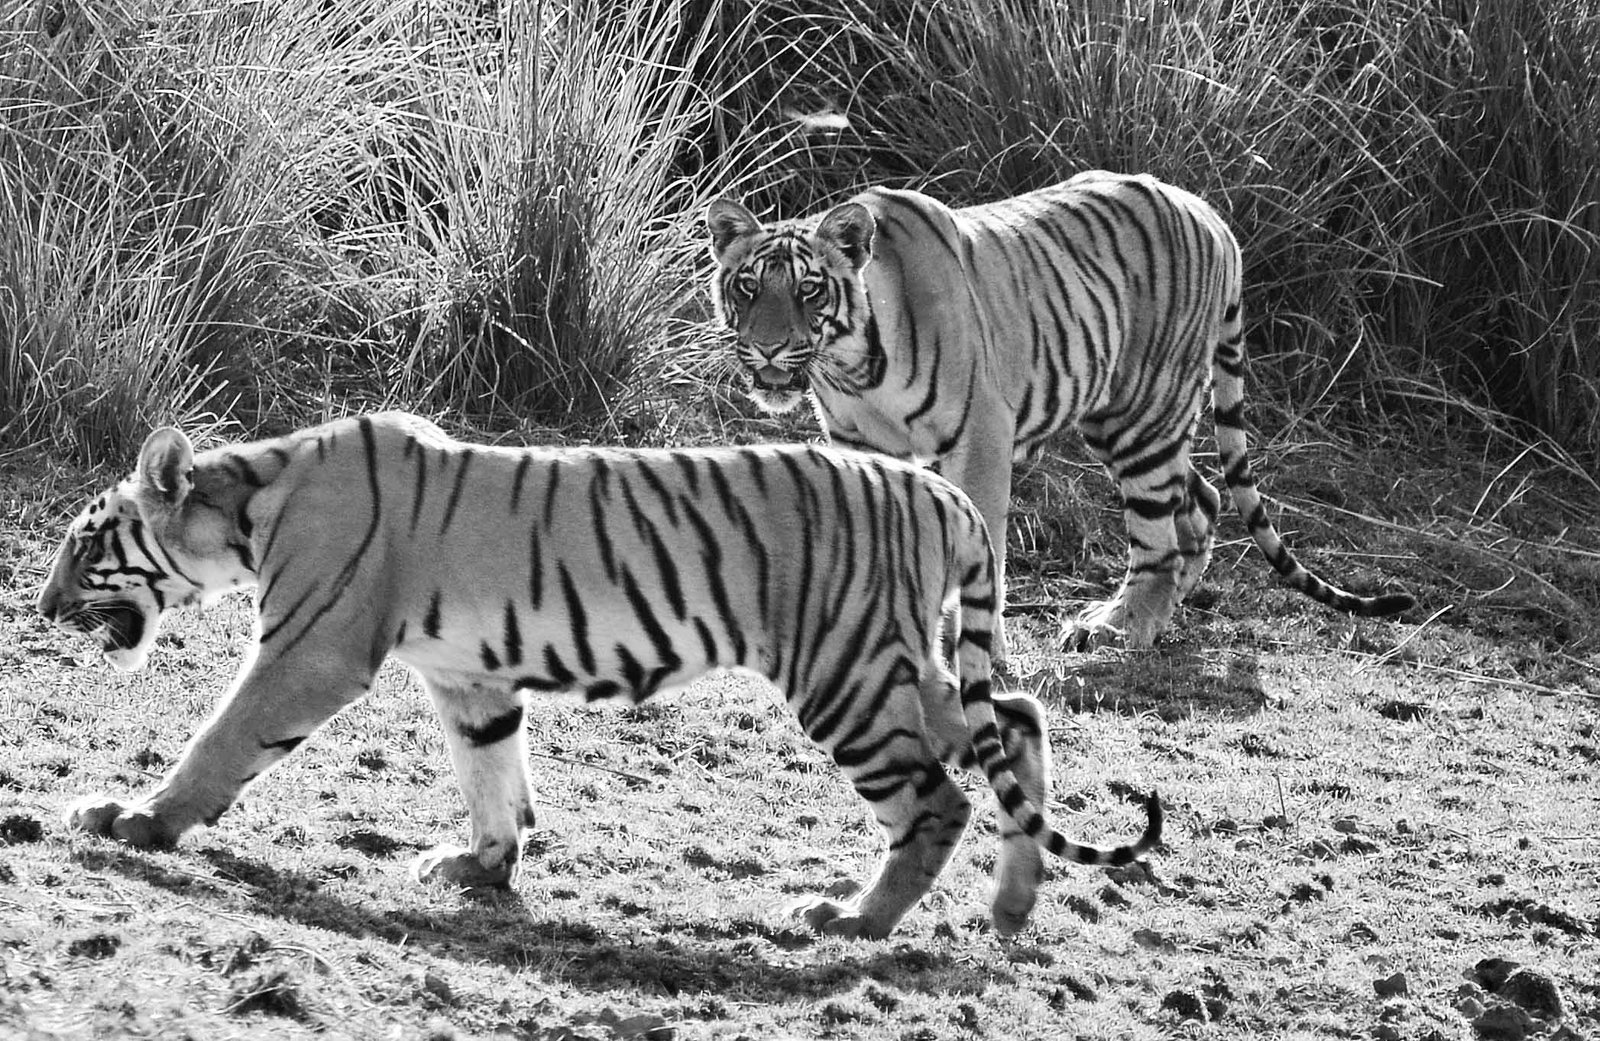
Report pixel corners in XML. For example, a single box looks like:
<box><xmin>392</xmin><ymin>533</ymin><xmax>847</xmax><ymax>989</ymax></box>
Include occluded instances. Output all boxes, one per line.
<box><xmin>411</xmin><ymin>845</ymin><xmax>516</xmax><ymax>890</ymax></box>
<box><xmin>989</xmin><ymin>887</ymin><xmax>1039</xmax><ymax>937</ymax></box>
<box><xmin>1060</xmin><ymin>600</ymin><xmax>1126</xmax><ymax>652</ymax></box>
<box><xmin>785</xmin><ymin>895</ymin><xmax>897</xmax><ymax>939</ymax></box>
<box><xmin>64</xmin><ymin>796</ymin><xmax>179</xmax><ymax>848</ymax></box>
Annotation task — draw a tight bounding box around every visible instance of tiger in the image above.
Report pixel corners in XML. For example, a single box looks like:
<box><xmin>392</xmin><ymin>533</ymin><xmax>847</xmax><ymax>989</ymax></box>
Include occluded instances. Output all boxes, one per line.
<box><xmin>707</xmin><ymin>170</ymin><xmax>1415</xmax><ymax>655</ymax></box>
<box><xmin>37</xmin><ymin>410</ymin><xmax>1160</xmax><ymax>941</ymax></box>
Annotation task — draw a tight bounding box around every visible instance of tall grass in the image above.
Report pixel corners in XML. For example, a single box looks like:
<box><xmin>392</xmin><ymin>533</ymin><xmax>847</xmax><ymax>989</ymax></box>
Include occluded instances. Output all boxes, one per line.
<box><xmin>1</xmin><ymin>0</ymin><xmax>1596</xmax><ymax>465</ymax></box>
<box><xmin>0</xmin><ymin>0</ymin><xmax>776</xmax><ymax>462</ymax></box>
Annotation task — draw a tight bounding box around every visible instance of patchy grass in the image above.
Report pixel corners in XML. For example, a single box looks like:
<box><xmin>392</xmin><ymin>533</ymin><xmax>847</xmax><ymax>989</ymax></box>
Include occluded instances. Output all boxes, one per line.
<box><xmin>1</xmin><ymin>436</ymin><xmax>1597</xmax><ymax>1040</ymax></box>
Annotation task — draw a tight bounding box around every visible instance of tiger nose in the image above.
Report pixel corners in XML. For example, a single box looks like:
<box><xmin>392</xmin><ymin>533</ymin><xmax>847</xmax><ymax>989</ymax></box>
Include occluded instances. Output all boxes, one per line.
<box><xmin>37</xmin><ymin>586</ymin><xmax>60</xmax><ymax>622</ymax></box>
<box><xmin>747</xmin><ymin>338</ymin><xmax>796</xmax><ymax>362</ymax></box>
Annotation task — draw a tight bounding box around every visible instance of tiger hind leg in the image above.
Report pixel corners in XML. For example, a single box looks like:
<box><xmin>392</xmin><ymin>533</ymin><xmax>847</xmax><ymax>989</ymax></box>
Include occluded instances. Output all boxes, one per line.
<box><xmin>790</xmin><ymin>677</ymin><xmax>972</xmax><ymax>939</ymax></box>
<box><xmin>986</xmin><ymin>690</ymin><xmax>1052</xmax><ymax>936</ymax></box>
<box><xmin>1174</xmin><ymin>468</ymin><xmax>1222</xmax><ymax>599</ymax></box>
<box><xmin>412</xmin><ymin>677</ymin><xmax>537</xmax><ymax>890</ymax></box>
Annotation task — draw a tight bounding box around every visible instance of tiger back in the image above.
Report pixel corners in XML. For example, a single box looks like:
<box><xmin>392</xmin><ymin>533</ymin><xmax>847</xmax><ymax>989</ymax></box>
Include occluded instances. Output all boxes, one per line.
<box><xmin>708</xmin><ymin>171</ymin><xmax>1414</xmax><ymax>653</ymax></box>
<box><xmin>38</xmin><ymin>410</ymin><xmax>1160</xmax><ymax>941</ymax></box>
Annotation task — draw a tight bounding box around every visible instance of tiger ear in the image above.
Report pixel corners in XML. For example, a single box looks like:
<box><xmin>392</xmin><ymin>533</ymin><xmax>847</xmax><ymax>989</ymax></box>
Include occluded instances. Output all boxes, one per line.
<box><xmin>707</xmin><ymin>198</ymin><xmax>761</xmax><ymax>261</ymax></box>
<box><xmin>136</xmin><ymin>426</ymin><xmax>194</xmax><ymax>509</ymax></box>
<box><xmin>816</xmin><ymin>202</ymin><xmax>874</xmax><ymax>271</ymax></box>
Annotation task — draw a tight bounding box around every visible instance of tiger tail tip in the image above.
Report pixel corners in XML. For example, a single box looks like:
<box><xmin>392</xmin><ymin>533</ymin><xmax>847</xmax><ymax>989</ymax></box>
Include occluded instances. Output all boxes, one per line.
<box><xmin>1364</xmin><ymin>592</ymin><xmax>1416</xmax><ymax>617</ymax></box>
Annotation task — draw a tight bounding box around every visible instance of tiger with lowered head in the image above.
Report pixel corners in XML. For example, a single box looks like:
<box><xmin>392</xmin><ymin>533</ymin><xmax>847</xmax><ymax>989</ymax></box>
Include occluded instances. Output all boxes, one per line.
<box><xmin>707</xmin><ymin>171</ymin><xmax>1414</xmax><ymax>656</ymax></box>
<box><xmin>38</xmin><ymin>411</ymin><xmax>1160</xmax><ymax>941</ymax></box>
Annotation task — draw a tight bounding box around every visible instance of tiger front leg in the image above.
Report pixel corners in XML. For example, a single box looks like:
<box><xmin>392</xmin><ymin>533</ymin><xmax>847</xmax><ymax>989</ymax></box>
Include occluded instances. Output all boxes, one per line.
<box><xmin>1063</xmin><ymin>505</ymin><xmax>1183</xmax><ymax>651</ymax></box>
<box><xmin>67</xmin><ymin>656</ymin><xmax>373</xmax><ymax>848</ymax></box>
<box><xmin>941</xmin><ymin>412</ymin><xmax>1017</xmax><ymax>665</ymax></box>
<box><xmin>1064</xmin><ymin>427</ymin><xmax>1190</xmax><ymax>651</ymax></box>
<box><xmin>412</xmin><ymin>678</ymin><xmax>536</xmax><ymax>890</ymax></box>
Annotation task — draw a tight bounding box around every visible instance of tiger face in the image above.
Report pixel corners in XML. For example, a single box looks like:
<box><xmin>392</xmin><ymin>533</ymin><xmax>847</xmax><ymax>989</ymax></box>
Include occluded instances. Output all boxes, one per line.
<box><xmin>706</xmin><ymin>198</ymin><xmax>876</xmax><ymax>414</ymax></box>
<box><xmin>37</xmin><ymin>428</ymin><xmax>254</xmax><ymax>672</ymax></box>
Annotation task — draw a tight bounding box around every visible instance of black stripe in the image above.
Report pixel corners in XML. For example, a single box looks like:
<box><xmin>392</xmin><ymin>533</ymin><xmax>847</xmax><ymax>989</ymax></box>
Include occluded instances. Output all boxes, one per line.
<box><xmin>528</xmin><ymin>522</ymin><xmax>544</xmax><ymax>608</ymax></box>
<box><xmin>423</xmin><ymin>589</ymin><xmax>443</xmax><ymax>638</ymax></box>
<box><xmin>634</xmin><ymin>463</ymin><xmax>680</xmax><ymax>528</ymax></box>
<box><xmin>511</xmin><ymin>455</ymin><xmax>531</xmax><ymax>512</ymax></box>
<box><xmin>621</xmin><ymin>567</ymin><xmax>681</xmax><ymax>673</ymax></box>
<box><xmin>544</xmin><ymin>644</ymin><xmax>575</xmax><ymax>686</ymax></box>
<box><xmin>503</xmin><ymin>600</ymin><xmax>523</xmax><ymax>667</ymax></box>
<box><xmin>480</xmin><ymin>640</ymin><xmax>502</xmax><ymax>671</ymax></box>
<box><xmin>680</xmin><ymin>499</ymin><xmax>744</xmax><ymax>663</ymax></box>
<box><xmin>617</xmin><ymin>644</ymin><xmax>646</xmax><ymax>700</ymax></box>
<box><xmin>461</xmin><ymin>706</ymin><xmax>523</xmax><ymax>747</ymax></box>
<box><xmin>440</xmin><ymin>449</ymin><xmax>473</xmax><ymax>534</ymax></box>
<box><xmin>590</xmin><ymin>466</ymin><xmax>617</xmax><ymax>582</ymax></box>
<box><xmin>558</xmin><ymin>563</ymin><xmax>595</xmax><ymax>674</ymax></box>
<box><xmin>543</xmin><ymin>463</ymin><xmax>562</xmax><ymax>531</ymax></box>
<box><xmin>409</xmin><ymin>445</ymin><xmax>427</xmax><ymax>534</ymax></box>
<box><xmin>261</xmin><ymin>736</ymin><xmax>305</xmax><ymax>754</ymax></box>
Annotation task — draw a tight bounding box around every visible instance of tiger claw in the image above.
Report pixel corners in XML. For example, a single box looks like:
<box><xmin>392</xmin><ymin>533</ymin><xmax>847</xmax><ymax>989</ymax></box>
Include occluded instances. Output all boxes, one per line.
<box><xmin>787</xmin><ymin>894</ymin><xmax>874</xmax><ymax>938</ymax></box>
<box><xmin>65</xmin><ymin>795</ymin><xmax>179</xmax><ymax>848</ymax></box>
<box><xmin>411</xmin><ymin>845</ymin><xmax>517</xmax><ymax>889</ymax></box>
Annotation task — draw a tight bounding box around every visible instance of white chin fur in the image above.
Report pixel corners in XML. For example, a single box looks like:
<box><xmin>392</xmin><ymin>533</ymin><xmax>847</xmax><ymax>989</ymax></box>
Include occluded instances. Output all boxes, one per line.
<box><xmin>750</xmin><ymin>387</ymin><xmax>806</xmax><ymax>414</ymax></box>
<box><xmin>104</xmin><ymin>645</ymin><xmax>150</xmax><ymax>673</ymax></box>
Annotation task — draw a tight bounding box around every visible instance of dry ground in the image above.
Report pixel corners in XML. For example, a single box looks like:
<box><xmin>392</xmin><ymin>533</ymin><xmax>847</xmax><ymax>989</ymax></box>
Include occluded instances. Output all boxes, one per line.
<box><xmin>1</xmin><ymin>431</ymin><xmax>1597</xmax><ymax>1041</ymax></box>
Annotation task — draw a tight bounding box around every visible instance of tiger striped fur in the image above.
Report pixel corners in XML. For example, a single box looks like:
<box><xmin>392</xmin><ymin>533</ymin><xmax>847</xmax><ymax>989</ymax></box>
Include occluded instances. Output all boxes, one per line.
<box><xmin>38</xmin><ymin>411</ymin><xmax>1160</xmax><ymax>940</ymax></box>
<box><xmin>707</xmin><ymin>171</ymin><xmax>1415</xmax><ymax>653</ymax></box>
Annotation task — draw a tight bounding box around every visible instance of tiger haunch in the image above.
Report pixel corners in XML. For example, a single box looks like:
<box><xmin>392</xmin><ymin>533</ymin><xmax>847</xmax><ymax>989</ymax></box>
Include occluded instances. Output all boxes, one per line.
<box><xmin>708</xmin><ymin>171</ymin><xmax>1415</xmax><ymax>653</ymax></box>
<box><xmin>38</xmin><ymin>411</ymin><xmax>1159</xmax><ymax>941</ymax></box>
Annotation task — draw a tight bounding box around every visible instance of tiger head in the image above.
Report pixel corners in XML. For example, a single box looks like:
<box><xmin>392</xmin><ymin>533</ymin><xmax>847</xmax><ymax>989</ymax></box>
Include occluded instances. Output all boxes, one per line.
<box><xmin>37</xmin><ymin>426</ymin><xmax>255</xmax><ymax>672</ymax></box>
<box><xmin>706</xmin><ymin>198</ymin><xmax>876</xmax><ymax>414</ymax></box>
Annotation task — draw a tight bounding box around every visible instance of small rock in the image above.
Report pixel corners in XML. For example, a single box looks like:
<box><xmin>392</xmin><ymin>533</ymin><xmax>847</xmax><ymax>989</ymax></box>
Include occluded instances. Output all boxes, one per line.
<box><xmin>1472</xmin><ymin>1002</ymin><xmax>1537</xmax><ymax>1041</ymax></box>
<box><xmin>1341</xmin><ymin>835</ymin><xmax>1381</xmax><ymax>855</ymax></box>
<box><xmin>1346</xmin><ymin>920</ymin><xmax>1380</xmax><ymax>943</ymax></box>
<box><xmin>1131</xmin><ymin>928</ymin><xmax>1175</xmax><ymax>952</ymax></box>
<box><xmin>1470</xmin><ymin>958</ymin><xmax>1522</xmax><ymax>993</ymax></box>
<box><xmin>1377</xmin><ymin>699</ymin><xmax>1427</xmax><ymax>722</ymax></box>
<box><xmin>1061</xmin><ymin>975</ymin><xmax>1098</xmax><ymax>1003</ymax></box>
<box><xmin>1374</xmin><ymin>1025</ymin><xmax>1402</xmax><ymax>1041</ymax></box>
<box><xmin>1306</xmin><ymin>838</ymin><xmax>1339</xmax><ymax>859</ymax></box>
<box><xmin>1499</xmin><ymin>968</ymin><xmax>1564</xmax><ymax>1021</ymax></box>
<box><xmin>1262</xmin><ymin>813</ymin><xmax>1292</xmax><ymax>831</ymax></box>
<box><xmin>1104</xmin><ymin>862</ymin><xmax>1152</xmax><ymax>886</ymax></box>
<box><xmin>0</xmin><ymin>815</ymin><xmax>42</xmax><ymax>845</ymax></box>
<box><xmin>422</xmin><ymin>971</ymin><xmax>455</xmax><ymax>1005</ymax></box>
<box><xmin>1332</xmin><ymin>817</ymin><xmax>1362</xmax><ymax>834</ymax></box>
<box><xmin>1098</xmin><ymin>884</ymin><xmax>1129</xmax><ymax>907</ymax></box>
<box><xmin>1159</xmin><ymin>989</ymin><xmax>1208</xmax><ymax>1022</ymax></box>
<box><xmin>1374</xmin><ymin>971</ymin><xmax>1409</xmax><ymax>998</ymax></box>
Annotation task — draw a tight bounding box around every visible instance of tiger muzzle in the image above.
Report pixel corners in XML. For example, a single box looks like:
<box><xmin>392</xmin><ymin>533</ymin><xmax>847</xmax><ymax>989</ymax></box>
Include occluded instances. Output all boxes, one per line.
<box><xmin>751</xmin><ymin>362</ymin><xmax>809</xmax><ymax>393</ymax></box>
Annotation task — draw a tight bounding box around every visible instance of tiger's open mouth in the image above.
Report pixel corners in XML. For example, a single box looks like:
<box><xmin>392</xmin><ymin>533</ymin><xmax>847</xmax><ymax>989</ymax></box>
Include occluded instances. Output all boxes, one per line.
<box><xmin>99</xmin><ymin>605</ymin><xmax>147</xmax><ymax>652</ymax></box>
<box><xmin>60</xmin><ymin>602</ymin><xmax>146</xmax><ymax>653</ymax></box>
<box><xmin>750</xmin><ymin>364</ymin><xmax>809</xmax><ymax>394</ymax></box>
